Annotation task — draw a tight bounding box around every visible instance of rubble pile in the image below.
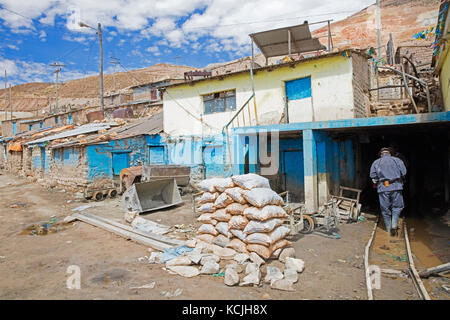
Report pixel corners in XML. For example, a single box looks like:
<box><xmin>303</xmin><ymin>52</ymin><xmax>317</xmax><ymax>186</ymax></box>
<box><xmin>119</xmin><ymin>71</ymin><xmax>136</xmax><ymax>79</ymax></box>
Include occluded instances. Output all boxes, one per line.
<box><xmin>146</xmin><ymin>173</ymin><xmax>304</xmax><ymax>290</ymax></box>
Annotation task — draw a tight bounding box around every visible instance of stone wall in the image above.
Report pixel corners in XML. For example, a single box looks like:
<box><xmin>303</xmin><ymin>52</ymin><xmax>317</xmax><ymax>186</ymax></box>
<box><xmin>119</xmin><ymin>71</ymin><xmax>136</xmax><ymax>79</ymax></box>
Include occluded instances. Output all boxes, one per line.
<box><xmin>352</xmin><ymin>54</ymin><xmax>370</xmax><ymax>117</ymax></box>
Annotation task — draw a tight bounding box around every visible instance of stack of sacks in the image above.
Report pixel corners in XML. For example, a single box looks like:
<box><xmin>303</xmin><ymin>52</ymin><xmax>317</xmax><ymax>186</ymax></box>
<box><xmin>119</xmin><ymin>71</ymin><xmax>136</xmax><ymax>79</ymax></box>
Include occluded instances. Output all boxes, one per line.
<box><xmin>195</xmin><ymin>173</ymin><xmax>291</xmax><ymax>261</ymax></box>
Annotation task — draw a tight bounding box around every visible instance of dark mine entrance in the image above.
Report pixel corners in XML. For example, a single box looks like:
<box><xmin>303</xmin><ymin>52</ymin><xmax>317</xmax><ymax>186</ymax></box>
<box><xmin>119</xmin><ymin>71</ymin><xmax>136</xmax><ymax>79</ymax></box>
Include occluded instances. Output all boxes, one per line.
<box><xmin>356</xmin><ymin>123</ymin><xmax>449</xmax><ymax>219</ymax></box>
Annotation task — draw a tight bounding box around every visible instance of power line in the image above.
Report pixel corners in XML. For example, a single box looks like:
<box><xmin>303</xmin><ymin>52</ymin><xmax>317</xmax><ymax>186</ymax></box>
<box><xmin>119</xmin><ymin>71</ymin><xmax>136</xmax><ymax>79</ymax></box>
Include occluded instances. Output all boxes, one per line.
<box><xmin>182</xmin><ymin>10</ymin><xmax>357</xmax><ymax>30</ymax></box>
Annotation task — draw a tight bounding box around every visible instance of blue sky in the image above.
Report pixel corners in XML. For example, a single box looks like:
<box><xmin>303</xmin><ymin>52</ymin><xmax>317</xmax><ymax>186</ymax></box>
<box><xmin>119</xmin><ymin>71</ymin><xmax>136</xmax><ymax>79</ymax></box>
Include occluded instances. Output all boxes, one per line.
<box><xmin>0</xmin><ymin>0</ymin><xmax>375</xmax><ymax>85</ymax></box>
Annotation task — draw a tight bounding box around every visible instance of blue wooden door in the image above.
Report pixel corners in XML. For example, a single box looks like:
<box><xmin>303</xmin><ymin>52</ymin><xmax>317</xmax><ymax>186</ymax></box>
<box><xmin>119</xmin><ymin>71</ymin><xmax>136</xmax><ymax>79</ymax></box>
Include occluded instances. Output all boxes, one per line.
<box><xmin>282</xmin><ymin>150</ymin><xmax>304</xmax><ymax>202</ymax></box>
<box><xmin>112</xmin><ymin>152</ymin><xmax>130</xmax><ymax>175</ymax></box>
<box><xmin>12</xmin><ymin>122</ymin><xmax>17</xmax><ymax>135</ymax></box>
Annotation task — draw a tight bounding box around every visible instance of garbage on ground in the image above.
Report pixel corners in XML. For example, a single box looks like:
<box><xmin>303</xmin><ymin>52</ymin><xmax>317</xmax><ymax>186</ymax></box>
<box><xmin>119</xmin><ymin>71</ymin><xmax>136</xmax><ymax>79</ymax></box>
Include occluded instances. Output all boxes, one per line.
<box><xmin>162</xmin><ymin>246</ymin><xmax>194</xmax><ymax>263</ymax></box>
<box><xmin>130</xmin><ymin>281</ymin><xmax>155</xmax><ymax>289</ymax></box>
<box><xmin>131</xmin><ymin>216</ymin><xmax>170</xmax><ymax>235</ymax></box>
<box><xmin>160</xmin><ymin>288</ymin><xmax>183</xmax><ymax>297</ymax></box>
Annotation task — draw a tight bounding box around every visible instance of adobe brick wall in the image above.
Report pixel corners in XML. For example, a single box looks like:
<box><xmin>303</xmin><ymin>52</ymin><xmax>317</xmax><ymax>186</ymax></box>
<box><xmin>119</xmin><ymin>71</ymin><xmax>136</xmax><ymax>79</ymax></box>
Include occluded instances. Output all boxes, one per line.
<box><xmin>351</xmin><ymin>54</ymin><xmax>371</xmax><ymax>117</ymax></box>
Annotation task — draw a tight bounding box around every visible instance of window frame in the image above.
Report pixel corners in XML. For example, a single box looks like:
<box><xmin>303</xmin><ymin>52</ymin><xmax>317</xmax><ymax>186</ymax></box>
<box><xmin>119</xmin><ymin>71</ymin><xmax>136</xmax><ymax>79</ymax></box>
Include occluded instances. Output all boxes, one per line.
<box><xmin>202</xmin><ymin>89</ymin><xmax>236</xmax><ymax>115</ymax></box>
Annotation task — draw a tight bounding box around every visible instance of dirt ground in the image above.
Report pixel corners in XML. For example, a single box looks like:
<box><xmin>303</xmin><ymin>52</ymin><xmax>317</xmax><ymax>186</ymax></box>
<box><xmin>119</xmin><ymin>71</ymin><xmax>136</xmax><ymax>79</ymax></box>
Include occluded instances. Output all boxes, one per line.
<box><xmin>0</xmin><ymin>171</ymin><xmax>439</xmax><ymax>300</ymax></box>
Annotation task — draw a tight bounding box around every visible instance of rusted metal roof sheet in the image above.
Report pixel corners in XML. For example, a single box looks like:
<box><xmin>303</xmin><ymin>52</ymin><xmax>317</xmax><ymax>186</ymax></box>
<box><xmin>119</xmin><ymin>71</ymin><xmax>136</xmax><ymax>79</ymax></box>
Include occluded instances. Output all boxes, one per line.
<box><xmin>250</xmin><ymin>22</ymin><xmax>326</xmax><ymax>58</ymax></box>
<box><xmin>26</xmin><ymin>123</ymin><xmax>114</xmax><ymax>145</ymax></box>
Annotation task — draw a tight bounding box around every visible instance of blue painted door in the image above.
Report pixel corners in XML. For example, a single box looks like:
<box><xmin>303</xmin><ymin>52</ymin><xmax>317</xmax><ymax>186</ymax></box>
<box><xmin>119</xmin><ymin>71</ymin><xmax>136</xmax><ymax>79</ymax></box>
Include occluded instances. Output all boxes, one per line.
<box><xmin>149</xmin><ymin>146</ymin><xmax>165</xmax><ymax>164</ymax></box>
<box><xmin>12</xmin><ymin>122</ymin><xmax>17</xmax><ymax>135</ymax></box>
<box><xmin>41</xmin><ymin>147</ymin><xmax>46</xmax><ymax>177</ymax></box>
<box><xmin>68</xmin><ymin>115</ymin><xmax>73</xmax><ymax>124</ymax></box>
<box><xmin>282</xmin><ymin>150</ymin><xmax>304</xmax><ymax>202</ymax></box>
<box><xmin>112</xmin><ymin>152</ymin><xmax>130</xmax><ymax>175</ymax></box>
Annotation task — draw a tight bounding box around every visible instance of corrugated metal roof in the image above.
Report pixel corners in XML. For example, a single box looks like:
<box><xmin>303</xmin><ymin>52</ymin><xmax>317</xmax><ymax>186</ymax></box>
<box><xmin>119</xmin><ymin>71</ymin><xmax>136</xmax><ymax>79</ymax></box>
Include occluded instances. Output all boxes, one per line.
<box><xmin>50</xmin><ymin>112</ymin><xmax>163</xmax><ymax>149</ymax></box>
<box><xmin>26</xmin><ymin>123</ymin><xmax>115</xmax><ymax>145</ymax></box>
<box><xmin>250</xmin><ymin>22</ymin><xmax>326</xmax><ymax>58</ymax></box>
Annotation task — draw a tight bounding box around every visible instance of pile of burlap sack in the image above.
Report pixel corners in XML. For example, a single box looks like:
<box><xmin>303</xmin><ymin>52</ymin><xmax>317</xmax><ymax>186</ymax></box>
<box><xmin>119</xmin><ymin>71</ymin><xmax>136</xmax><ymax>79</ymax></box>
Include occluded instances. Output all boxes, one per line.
<box><xmin>196</xmin><ymin>173</ymin><xmax>292</xmax><ymax>260</ymax></box>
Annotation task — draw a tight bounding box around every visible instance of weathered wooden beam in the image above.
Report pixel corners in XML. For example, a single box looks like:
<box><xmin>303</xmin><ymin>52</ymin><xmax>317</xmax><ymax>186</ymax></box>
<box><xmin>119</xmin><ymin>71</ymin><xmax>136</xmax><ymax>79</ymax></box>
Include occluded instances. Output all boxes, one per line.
<box><xmin>71</xmin><ymin>213</ymin><xmax>172</xmax><ymax>251</ymax></box>
<box><xmin>418</xmin><ymin>262</ymin><xmax>450</xmax><ymax>278</ymax></box>
<box><xmin>80</xmin><ymin>212</ymin><xmax>185</xmax><ymax>246</ymax></box>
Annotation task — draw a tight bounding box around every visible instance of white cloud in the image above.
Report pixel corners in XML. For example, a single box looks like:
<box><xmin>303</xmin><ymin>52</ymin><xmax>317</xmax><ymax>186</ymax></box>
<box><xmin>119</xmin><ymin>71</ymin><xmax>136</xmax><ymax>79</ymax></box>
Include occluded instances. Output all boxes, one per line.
<box><xmin>0</xmin><ymin>58</ymin><xmax>18</xmax><ymax>76</ymax></box>
<box><xmin>7</xmin><ymin>44</ymin><xmax>19</xmax><ymax>50</ymax></box>
<box><xmin>146</xmin><ymin>45</ymin><xmax>161</xmax><ymax>56</ymax></box>
<box><xmin>39</xmin><ymin>30</ymin><xmax>47</xmax><ymax>41</ymax></box>
<box><xmin>0</xmin><ymin>0</ymin><xmax>375</xmax><ymax>64</ymax></box>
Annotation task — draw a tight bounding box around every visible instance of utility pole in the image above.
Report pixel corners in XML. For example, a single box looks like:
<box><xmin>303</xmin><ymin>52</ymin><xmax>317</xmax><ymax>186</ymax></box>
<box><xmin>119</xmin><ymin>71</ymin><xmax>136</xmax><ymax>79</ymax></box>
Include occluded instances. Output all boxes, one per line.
<box><xmin>49</xmin><ymin>62</ymin><xmax>65</xmax><ymax>115</ymax></box>
<box><xmin>4</xmin><ymin>70</ymin><xmax>6</xmax><ymax>120</ymax></box>
<box><xmin>79</xmin><ymin>21</ymin><xmax>104</xmax><ymax>115</ymax></box>
<box><xmin>110</xmin><ymin>56</ymin><xmax>120</xmax><ymax>92</ymax></box>
<box><xmin>98</xmin><ymin>23</ymin><xmax>104</xmax><ymax>113</ymax></box>
<box><xmin>376</xmin><ymin>0</ymin><xmax>382</xmax><ymax>59</ymax></box>
<box><xmin>9</xmin><ymin>84</ymin><xmax>12</xmax><ymax>120</ymax></box>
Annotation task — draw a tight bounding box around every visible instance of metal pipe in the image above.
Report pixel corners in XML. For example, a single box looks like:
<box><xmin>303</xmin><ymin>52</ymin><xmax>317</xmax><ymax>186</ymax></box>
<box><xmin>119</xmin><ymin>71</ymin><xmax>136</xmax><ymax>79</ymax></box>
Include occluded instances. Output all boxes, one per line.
<box><xmin>327</xmin><ymin>20</ymin><xmax>331</xmax><ymax>51</ymax></box>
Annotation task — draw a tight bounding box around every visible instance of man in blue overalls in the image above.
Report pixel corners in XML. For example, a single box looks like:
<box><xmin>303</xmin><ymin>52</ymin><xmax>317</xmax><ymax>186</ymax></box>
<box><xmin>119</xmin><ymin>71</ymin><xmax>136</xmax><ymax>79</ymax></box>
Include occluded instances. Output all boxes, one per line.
<box><xmin>370</xmin><ymin>147</ymin><xmax>407</xmax><ymax>236</ymax></box>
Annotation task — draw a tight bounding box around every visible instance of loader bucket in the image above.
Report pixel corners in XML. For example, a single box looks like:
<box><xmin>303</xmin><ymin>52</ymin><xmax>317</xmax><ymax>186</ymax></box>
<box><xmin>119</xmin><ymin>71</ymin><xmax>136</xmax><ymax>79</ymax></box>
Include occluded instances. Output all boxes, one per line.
<box><xmin>121</xmin><ymin>178</ymin><xmax>183</xmax><ymax>213</ymax></box>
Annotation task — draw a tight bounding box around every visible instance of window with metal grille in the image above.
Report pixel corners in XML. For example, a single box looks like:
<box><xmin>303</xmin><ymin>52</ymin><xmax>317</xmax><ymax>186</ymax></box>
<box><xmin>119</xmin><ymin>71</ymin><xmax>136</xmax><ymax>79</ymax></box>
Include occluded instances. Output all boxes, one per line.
<box><xmin>203</xmin><ymin>90</ymin><xmax>236</xmax><ymax>114</ymax></box>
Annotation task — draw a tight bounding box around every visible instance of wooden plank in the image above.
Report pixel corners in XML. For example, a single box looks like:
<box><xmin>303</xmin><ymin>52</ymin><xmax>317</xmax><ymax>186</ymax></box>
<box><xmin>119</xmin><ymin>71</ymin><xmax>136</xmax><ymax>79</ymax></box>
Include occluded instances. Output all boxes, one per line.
<box><xmin>72</xmin><ymin>213</ymin><xmax>172</xmax><ymax>251</ymax></box>
<box><xmin>418</xmin><ymin>262</ymin><xmax>450</xmax><ymax>278</ymax></box>
<box><xmin>80</xmin><ymin>212</ymin><xmax>184</xmax><ymax>246</ymax></box>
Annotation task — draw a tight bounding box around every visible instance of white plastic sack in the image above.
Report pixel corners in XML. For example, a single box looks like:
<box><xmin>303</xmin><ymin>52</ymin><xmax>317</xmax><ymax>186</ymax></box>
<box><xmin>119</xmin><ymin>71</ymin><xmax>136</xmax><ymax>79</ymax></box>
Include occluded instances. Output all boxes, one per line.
<box><xmin>242</xmin><ymin>188</ymin><xmax>284</xmax><ymax>208</ymax></box>
<box><xmin>244</xmin><ymin>205</ymin><xmax>288</xmax><ymax>221</ymax></box>
<box><xmin>246</xmin><ymin>243</ymin><xmax>272</xmax><ymax>260</ymax></box>
<box><xmin>196</xmin><ymin>234</ymin><xmax>215</xmax><ymax>243</ymax></box>
<box><xmin>211</xmin><ymin>208</ymin><xmax>231</xmax><ymax>222</ymax></box>
<box><xmin>243</xmin><ymin>218</ymin><xmax>283</xmax><ymax>234</ymax></box>
<box><xmin>226</xmin><ymin>238</ymin><xmax>249</xmax><ymax>253</ymax></box>
<box><xmin>198</xmin><ymin>178</ymin><xmax>222</xmax><ymax>193</ymax></box>
<box><xmin>231</xmin><ymin>173</ymin><xmax>270</xmax><ymax>190</ymax></box>
<box><xmin>228</xmin><ymin>215</ymin><xmax>249</xmax><ymax>230</ymax></box>
<box><xmin>214</xmin><ymin>177</ymin><xmax>235</xmax><ymax>192</ymax></box>
<box><xmin>198</xmin><ymin>203</ymin><xmax>215</xmax><ymax>213</ymax></box>
<box><xmin>224</xmin><ymin>187</ymin><xmax>247</xmax><ymax>204</ymax></box>
<box><xmin>214</xmin><ymin>193</ymin><xmax>234</xmax><ymax>209</ymax></box>
<box><xmin>197</xmin><ymin>213</ymin><xmax>218</xmax><ymax>226</ymax></box>
<box><xmin>226</xmin><ymin>203</ymin><xmax>249</xmax><ymax>215</ymax></box>
<box><xmin>245</xmin><ymin>225</ymin><xmax>290</xmax><ymax>246</ymax></box>
<box><xmin>198</xmin><ymin>223</ymin><xmax>219</xmax><ymax>236</ymax></box>
<box><xmin>213</xmin><ymin>234</ymin><xmax>230</xmax><ymax>248</ymax></box>
<box><xmin>230</xmin><ymin>229</ymin><xmax>247</xmax><ymax>242</ymax></box>
<box><xmin>199</xmin><ymin>192</ymin><xmax>219</xmax><ymax>204</ymax></box>
<box><xmin>215</xmin><ymin>221</ymin><xmax>232</xmax><ymax>238</ymax></box>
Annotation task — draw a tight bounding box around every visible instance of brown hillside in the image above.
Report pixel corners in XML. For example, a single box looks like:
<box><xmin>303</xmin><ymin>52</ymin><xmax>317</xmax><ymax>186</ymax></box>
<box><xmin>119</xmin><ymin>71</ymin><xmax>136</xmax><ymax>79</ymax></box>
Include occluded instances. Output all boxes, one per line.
<box><xmin>0</xmin><ymin>63</ymin><xmax>195</xmax><ymax>113</ymax></box>
<box><xmin>313</xmin><ymin>0</ymin><xmax>440</xmax><ymax>52</ymax></box>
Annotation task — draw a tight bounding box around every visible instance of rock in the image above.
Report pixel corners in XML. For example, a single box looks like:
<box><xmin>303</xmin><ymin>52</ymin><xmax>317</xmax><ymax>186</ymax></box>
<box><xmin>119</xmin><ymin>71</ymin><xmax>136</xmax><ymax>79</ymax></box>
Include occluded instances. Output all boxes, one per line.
<box><xmin>225</xmin><ymin>263</ymin><xmax>243</xmax><ymax>274</ymax></box>
<box><xmin>186</xmin><ymin>253</ymin><xmax>202</xmax><ymax>265</ymax></box>
<box><xmin>271</xmin><ymin>279</ymin><xmax>295</xmax><ymax>291</ymax></box>
<box><xmin>200</xmin><ymin>261</ymin><xmax>220</xmax><ymax>274</ymax></box>
<box><xmin>279</xmin><ymin>247</ymin><xmax>296</xmax><ymax>263</ymax></box>
<box><xmin>148</xmin><ymin>252</ymin><xmax>163</xmax><ymax>264</ymax></box>
<box><xmin>200</xmin><ymin>254</ymin><xmax>220</xmax><ymax>265</ymax></box>
<box><xmin>224</xmin><ymin>268</ymin><xmax>240</xmax><ymax>286</ymax></box>
<box><xmin>240</xmin><ymin>268</ymin><xmax>261</xmax><ymax>286</ymax></box>
<box><xmin>271</xmin><ymin>248</ymin><xmax>282</xmax><ymax>259</ymax></box>
<box><xmin>185</xmin><ymin>239</ymin><xmax>197</xmax><ymax>248</ymax></box>
<box><xmin>249</xmin><ymin>252</ymin><xmax>265</xmax><ymax>266</ymax></box>
<box><xmin>262</xmin><ymin>293</ymin><xmax>272</xmax><ymax>299</ymax></box>
<box><xmin>213</xmin><ymin>246</ymin><xmax>236</xmax><ymax>259</ymax></box>
<box><xmin>245</xmin><ymin>262</ymin><xmax>259</xmax><ymax>275</ymax></box>
<box><xmin>284</xmin><ymin>268</ymin><xmax>298</xmax><ymax>283</ymax></box>
<box><xmin>124</xmin><ymin>211</ymin><xmax>139</xmax><ymax>223</ymax></box>
<box><xmin>264</xmin><ymin>266</ymin><xmax>284</xmax><ymax>284</ymax></box>
<box><xmin>285</xmin><ymin>257</ymin><xmax>305</xmax><ymax>273</ymax></box>
<box><xmin>167</xmin><ymin>266</ymin><xmax>199</xmax><ymax>278</ymax></box>
<box><xmin>234</xmin><ymin>253</ymin><xmax>250</xmax><ymax>264</ymax></box>
<box><xmin>165</xmin><ymin>256</ymin><xmax>192</xmax><ymax>267</ymax></box>
<box><xmin>74</xmin><ymin>192</ymin><xmax>84</xmax><ymax>199</ymax></box>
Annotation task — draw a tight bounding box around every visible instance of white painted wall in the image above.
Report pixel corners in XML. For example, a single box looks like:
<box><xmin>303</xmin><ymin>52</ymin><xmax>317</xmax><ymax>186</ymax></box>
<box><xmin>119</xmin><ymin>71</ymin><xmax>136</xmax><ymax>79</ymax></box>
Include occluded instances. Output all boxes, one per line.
<box><xmin>163</xmin><ymin>54</ymin><xmax>357</xmax><ymax>136</ymax></box>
